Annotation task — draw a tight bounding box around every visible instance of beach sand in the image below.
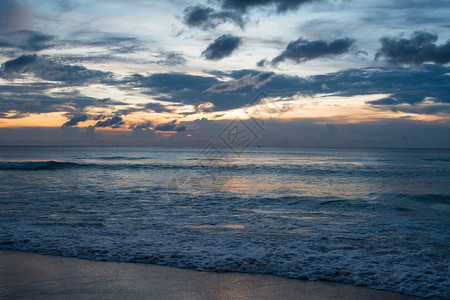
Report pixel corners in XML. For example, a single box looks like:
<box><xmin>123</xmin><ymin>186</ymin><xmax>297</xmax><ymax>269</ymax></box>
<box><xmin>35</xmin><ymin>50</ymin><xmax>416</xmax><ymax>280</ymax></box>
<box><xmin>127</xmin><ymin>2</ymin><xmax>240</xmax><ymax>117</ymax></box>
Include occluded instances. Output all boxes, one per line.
<box><xmin>0</xmin><ymin>250</ymin><xmax>422</xmax><ymax>299</ymax></box>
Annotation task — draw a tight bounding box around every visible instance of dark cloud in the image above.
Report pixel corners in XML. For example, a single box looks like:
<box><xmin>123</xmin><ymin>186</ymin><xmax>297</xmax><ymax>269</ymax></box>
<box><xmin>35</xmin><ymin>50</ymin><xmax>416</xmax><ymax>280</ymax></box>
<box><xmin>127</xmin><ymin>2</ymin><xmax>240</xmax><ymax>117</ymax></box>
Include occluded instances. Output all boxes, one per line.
<box><xmin>144</xmin><ymin>102</ymin><xmax>175</xmax><ymax>113</ymax></box>
<box><xmin>113</xmin><ymin>101</ymin><xmax>176</xmax><ymax>117</ymax></box>
<box><xmin>118</xmin><ymin>63</ymin><xmax>450</xmax><ymax>115</ymax></box>
<box><xmin>2</xmin><ymin>53</ymin><xmax>37</xmax><ymax>73</ymax></box>
<box><xmin>259</xmin><ymin>64</ymin><xmax>448</xmax><ymax>112</ymax></box>
<box><xmin>202</xmin><ymin>34</ymin><xmax>242</xmax><ymax>60</ymax></box>
<box><xmin>95</xmin><ymin>116</ymin><xmax>124</xmax><ymax>128</ymax></box>
<box><xmin>0</xmin><ymin>1</ymin><xmax>31</xmax><ymax>33</ymax></box>
<box><xmin>257</xmin><ymin>59</ymin><xmax>267</xmax><ymax>67</ymax></box>
<box><xmin>155</xmin><ymin>120</ymin><xmax>186</xmax><ymax>132</ymax></box>
<box><xmin>0</xmin><ymin>82</ymin><xmax>128</xmax><ymax>120</ymax></box>
<box><xmin>181</xmin><ymin>0</ymin><xmax>315</xmax><ymax>32</ymax></box>
<box><xmin>62</xmin><ymin>115</ymin><xmax>88</xmax><ymax>127</ymax></box>
<box><xmin>368</xmin><ymin>98</ymin><xmax>397</xmax><ymax>105</ymax></box>
<box><xmin>183</xmin><ymin>5</ymin><xmax>244</xmax><ymax>29</ymax></box>
<box><xmin>294</xmin><ymin>64</ymin><xmax>449</xmax><ymax>115</ymax></box>
<box><xmin>156</xmin><ymin>52</ymin><xmax>187</xmax><ymax>66</ymax></box>
<box><xmin>375</xmin><ymin>31</ymin><xmax>450</xmax><ymax>65</ymax></box>
<box><xmin>131</xmin><ymin>72</ymin><xmax>217</xmax><ymax>94</ymax></box>
<box><xmin>206</xmin><ymin>72</ymin><xmax>274</xmax><ymax>92</ymax></box>
<box><xmin>130</xmin><ymin>122</ymin><xmax>156</xmax><ymax>139</ymax></box>
<box><xmin>175</xmin><ymin>125</ymin><xmax>187</xmax><ymax>132</ymax></box>
<box><xmin>220</xmin><ymin>0</ymin><xmax>314</xmax><ymax>13</ymax></box>
<box><xmin>127</xmin><ymin>72</ymin><xmax>264</xmax><ymax>111</ymax></box>
<box><xmin>0</xmin><ymin>30</ymin><xmax>55</xmax><ymax>51</ymax></box>
<box><xmin>1</xmin><ymin>54</ymin><xmax>112</xmax><ymax>85</ymax></box>
<box><xmin>57</xmin><ymin>54</ymin><xmax>139</xmax><ymax>65</ymax></box>
<box><xmin>271</xmin><ymin>37</ymin><xmax>355</xmax><ymax>65</ymax></box>
<box><xmin>0</xmin><ymin>31</ymin><xmax>139</xmax><ymax>61</ymax></box>
<box><xmin>131</xmin><ymin>121</ymin><xmax>152</xmax><ymax>130</ymax></box>
<box><xmin>367</xmin><ymin>101</ymin><xmax>450</xmax><ymax>115</ymax></box>
<box><xmin>331</xmin><ymin>65</ymin><xmax>450</xmax><ymax>107</ymax></box>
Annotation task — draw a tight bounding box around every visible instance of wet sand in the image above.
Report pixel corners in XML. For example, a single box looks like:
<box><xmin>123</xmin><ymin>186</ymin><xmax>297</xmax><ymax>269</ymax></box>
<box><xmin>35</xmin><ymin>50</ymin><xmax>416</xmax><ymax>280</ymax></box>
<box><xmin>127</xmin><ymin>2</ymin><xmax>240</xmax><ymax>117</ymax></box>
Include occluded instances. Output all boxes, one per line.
<box><xmin>0</xmin><ymin>250</ymin><xmax>422</xmax><ymax>299</ymax></box>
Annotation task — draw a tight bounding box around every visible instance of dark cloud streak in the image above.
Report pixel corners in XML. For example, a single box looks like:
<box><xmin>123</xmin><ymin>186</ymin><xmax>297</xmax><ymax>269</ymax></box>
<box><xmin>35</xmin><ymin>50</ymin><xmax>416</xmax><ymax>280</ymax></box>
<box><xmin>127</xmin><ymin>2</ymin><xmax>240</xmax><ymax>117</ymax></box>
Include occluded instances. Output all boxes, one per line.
<box><xmin>271</xmin><ymin>37</ymin><xmax>355</xmax><ymax>65</ymax></box>
<box><xmin>155</xmin><ymin>120</ymin><xmax>186</xmax><ymax>132</ymax></box>
<box><xmin>202</xmin><ymin>34</ymin><xmax>242</xmax><ymax>60</ymax></box>
<box><xmin>206</xmin><ymin>72</ymin><xmax>274</xmax><ymax>92</ymax></box>
<box><xmin>156</xmin><ymin>52</ymin><xmax>187</xmax><ymax>66</ymax></box>
<box><xmin>0</xmin><ymin>30</ymin><xmax>55</xmax><ymax>51</ymax></box>
<box><xmin>1</xmin><ymin>54</ymin><xmax>113</xmax><ymax>85</ymax></box>
<box><xmin>63</xmin><ymin>115</ymin><xmax>88</xmax><ymax>127</ymax></box>
<box><xmin>183</xmin><ymin>5</ymin><xmax>244</xmax><ymax>29</ymax></box>
<box><xmin>221</xmin><ymin>0</ymin><xmax>315</xmax><ymax>13</ymax></box>
<box><xmin>95</xmin><ymin>116</ymin><xmax>124</xmax><ymax>128</ymax></box>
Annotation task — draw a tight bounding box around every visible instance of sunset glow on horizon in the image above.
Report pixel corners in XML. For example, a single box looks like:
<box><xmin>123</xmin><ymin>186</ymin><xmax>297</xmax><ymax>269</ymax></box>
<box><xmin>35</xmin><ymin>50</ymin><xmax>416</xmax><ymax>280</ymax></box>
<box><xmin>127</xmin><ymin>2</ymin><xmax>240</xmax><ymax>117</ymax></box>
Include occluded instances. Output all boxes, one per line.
<box><xmin>0</xmin><ymin>0</ymin><xmax>449</xmax><ymax>147</ymax></box>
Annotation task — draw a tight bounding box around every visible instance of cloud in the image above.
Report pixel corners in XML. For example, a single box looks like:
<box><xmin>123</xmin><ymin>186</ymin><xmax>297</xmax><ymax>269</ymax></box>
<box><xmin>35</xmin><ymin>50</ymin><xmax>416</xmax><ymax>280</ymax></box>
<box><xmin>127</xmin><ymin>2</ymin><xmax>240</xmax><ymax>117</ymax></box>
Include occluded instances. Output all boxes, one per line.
<box><xmin>120</xmin><ymin>64</ymin><xmax>450</xmax><ymax>115</ymax></box>
<box><xmin>220</xmin><ymin>0</ymin><xmax>314</xmax><ymax>13</ymax></box>
<box><xmin>174</xmin><ymin>125</ymin><xmax>186</xmax><ymax>132</ymax></box>
<box><xmin>68</xmin><ymin>33</ymin><xmax>141</xmax><ymax>54</ymax></box>
<box><xmin>2</xmin><ymin>53</ymin><xmax>37</xmax><ymax>73</ymax></box>
<box><xmin>195</xmin><ymin>102</ymin><xmax>215</xmax><ymax>113</ymax></box>
<box><xmin>131</xmin><ymin>121</ymin><xmax>152</xmax><ymax>130</ymax></box>
<box><xmin>95</xmin><ymin>116</ymin><xmax>124</xmax><ymax>128</ymax></box>
<box><xmin>181</xmin><ymin>0</ymin><xmax>315</xmax><ymax>32</ymax></box>
<box><xmin>202</xmin><ymin>34</ymin><xmax>242</xmax><ymax>60</ymax></box>
<box><xmin>156</xmin><ymin>52</ymin><xmax>187</xmax><ymax>66</ymax></box>
<box><xmin>1</xmin><ymin>118</ymin><xmax>449</xmax><ymax>148</ymax></box>
<box><xmin>0</xmin><ymin>1</ymin><xmax>31</xmax><ymax>33</ymax></box>
<box><xmin>375</xmin><ymin>31</ymin><xmax>450</xmax><ymax>65</ymax></box>
<box><xmin>0</xmin><ymin>30</ymin><xmax>55</xmax><ymax>51</ymax></box>
<box><xmin>367</xmin><ymin>98</ymin><xmax>397</xmax><ymax>105</ymax></box>
<box><xmin>183</xmin><ymin>5</ymin><xmax>244</xmax><ymax>29</ymax></box>
<box><xmin>144</xmin><ymin>102</ymin><xmax>175</xmax><ymax>113</ymax></box>
<box><xmin>1</xmin><ymin>54</ymin><xmax>113</xmax><ymax>85</ymax></box>
<box><xmin>230</xmin><ymin>66</ymin><xmax>449</xmax><ymax>115</ymax></box>
<box><xmin>206</xmin><ymin>72</ymin><xmax>274</xmax><ymax>92</ymax></box>
<box><xmin>130</xmin><ymin>121</ymin><xmax>155</xmax><ymax>137</ymax></box>
<box><xmin>0</xmin><ymin>82</ymin><xmax>128</xmax><ymax>120</ymax></box>
<box><xmin>127</xmin><ymin>72</ymin><xmax>268</xmax><ymax>111</ymax></box>
<box><xmin>155</xmin><ymin>120</ymin><xmax>186</xmax><ymax>132</ymax></box>
<box><xmin>366</xmin><ymin>100</ymin><xmax>450</xmax><ymax>115</ymax></box>
<box><xmin>271</xmin><ymin>37</ymin><xmax>355</xmax><ymax>65</ymax></box>
<box><xmin>257</xmin><ymin>59</ymin><xmax>267</xmax><ymax>67</ymax></box>
<box><xmin>62</xmin><ymin>115</ymin><xmax>88</xmax><ymax>127</ymax></box>
<box><xmin>130</xmin><ymin>72</ymin><xmax>217</xmax><ymax>94</ymax></box>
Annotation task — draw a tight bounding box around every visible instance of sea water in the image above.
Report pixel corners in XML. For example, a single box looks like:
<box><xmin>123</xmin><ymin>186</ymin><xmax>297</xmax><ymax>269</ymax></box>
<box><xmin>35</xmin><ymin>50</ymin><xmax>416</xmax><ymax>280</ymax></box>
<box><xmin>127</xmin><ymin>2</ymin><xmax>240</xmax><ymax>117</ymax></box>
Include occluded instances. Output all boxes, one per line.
<box><xmin>0</xmin><ymin>146</ymin><xmax>449</xmax><ymax>298</ymax></box>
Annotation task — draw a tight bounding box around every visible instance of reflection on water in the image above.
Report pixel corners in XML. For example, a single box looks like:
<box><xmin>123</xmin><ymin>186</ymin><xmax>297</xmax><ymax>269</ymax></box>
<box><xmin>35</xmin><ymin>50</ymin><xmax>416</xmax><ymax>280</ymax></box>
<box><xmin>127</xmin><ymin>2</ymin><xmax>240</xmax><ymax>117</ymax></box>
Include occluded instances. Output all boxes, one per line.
<box><xmin>0</xmin><ymin>146</ymin><xmax>449</xmax><ymax>298</ymax></box>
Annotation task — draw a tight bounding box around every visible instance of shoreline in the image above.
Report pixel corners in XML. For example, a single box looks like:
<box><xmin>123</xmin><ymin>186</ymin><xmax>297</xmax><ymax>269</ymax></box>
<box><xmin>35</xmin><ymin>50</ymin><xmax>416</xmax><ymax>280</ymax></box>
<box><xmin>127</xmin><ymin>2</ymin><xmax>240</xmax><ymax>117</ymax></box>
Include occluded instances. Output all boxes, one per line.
<box><xmin>0</xmin><ymin>250</ymin><xmax>422</xmax><ymax>299</ymax></box>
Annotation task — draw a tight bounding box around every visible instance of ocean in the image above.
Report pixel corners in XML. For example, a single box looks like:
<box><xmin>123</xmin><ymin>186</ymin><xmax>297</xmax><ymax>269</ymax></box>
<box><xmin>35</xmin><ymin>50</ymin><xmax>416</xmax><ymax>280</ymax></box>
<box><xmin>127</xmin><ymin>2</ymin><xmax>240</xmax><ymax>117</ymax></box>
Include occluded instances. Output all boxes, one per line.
<box><xmin>0</xmin><ymin>146</ymin><xmax>449</xmax><ymax>298</ymax></box>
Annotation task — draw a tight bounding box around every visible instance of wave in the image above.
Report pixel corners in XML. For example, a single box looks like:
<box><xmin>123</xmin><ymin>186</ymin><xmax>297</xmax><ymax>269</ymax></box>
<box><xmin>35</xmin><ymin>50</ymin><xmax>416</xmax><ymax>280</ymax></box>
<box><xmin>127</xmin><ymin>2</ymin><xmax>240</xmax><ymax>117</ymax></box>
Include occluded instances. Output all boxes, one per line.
<box><xmin>95</xmin><ymin>156</ymin><xmax>154</xmax><ymax>161</ymax></box>
<box><xmin>0</xmin><ymin>160</ymin><xmax>210</xmax><ymax>171</ymax></box>
<box><xmin>0</xmin><ymin>161</ymin><xmax>84</xmax><ymax>170</ymax></box>
<box><xmin>0</xmin><ymin>160</ymin><xmax>441</xmax><ymax>178</ymax></box>
<box><xmin>423</xmin><ymin>158</ymin><xmax>450</xmax><ymax>162</ymax></box>
<box><xmin>0</xmin><ymin>160</ymin><xmax>228</xmax><ymax>171</ymax></box>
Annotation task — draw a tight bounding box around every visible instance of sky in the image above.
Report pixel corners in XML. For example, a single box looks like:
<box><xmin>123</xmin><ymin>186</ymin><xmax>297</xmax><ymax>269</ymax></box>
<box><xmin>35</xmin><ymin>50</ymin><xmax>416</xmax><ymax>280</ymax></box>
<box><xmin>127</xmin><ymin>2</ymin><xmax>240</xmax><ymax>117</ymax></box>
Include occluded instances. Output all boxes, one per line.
<box><xmin>0</xmin><ymin>0</ymin><xmax>449</xmax><ymax>147</ymax></box>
